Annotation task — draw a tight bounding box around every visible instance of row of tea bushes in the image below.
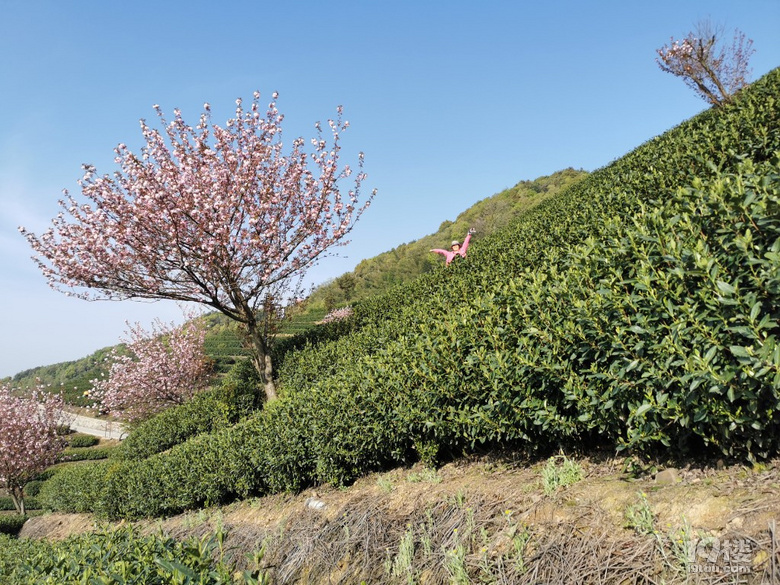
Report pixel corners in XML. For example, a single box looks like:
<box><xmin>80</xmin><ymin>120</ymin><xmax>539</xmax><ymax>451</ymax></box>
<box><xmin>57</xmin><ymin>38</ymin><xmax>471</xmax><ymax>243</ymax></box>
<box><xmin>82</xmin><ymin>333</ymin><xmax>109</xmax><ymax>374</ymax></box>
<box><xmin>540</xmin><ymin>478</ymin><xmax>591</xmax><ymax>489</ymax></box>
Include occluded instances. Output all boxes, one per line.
<box><xmin>41</xmin><ymin>69</ymin><xmax>780</xmax><ymax>519</ymax></box>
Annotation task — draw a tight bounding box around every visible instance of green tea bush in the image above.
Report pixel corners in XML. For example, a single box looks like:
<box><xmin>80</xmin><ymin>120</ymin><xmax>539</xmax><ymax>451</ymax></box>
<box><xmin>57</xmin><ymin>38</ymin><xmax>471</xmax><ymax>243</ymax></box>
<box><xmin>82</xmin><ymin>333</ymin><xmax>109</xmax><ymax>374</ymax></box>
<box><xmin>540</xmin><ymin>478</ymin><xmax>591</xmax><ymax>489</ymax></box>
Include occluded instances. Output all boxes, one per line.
<box><xmin>556</xmin><ymin>158</ymin><xmax>780</xmax><ymax>457</ymax></box>
<box><xmin>0</xmin><ymin>515</ymin><xmax>27</xmax><ymax>537</ymax></box>
<box><xmin>37</xmin><ymin>461</ymin><xmax>120</xmax><ymax>515</ymax></box>
<box><xmin>0</xmin><ymin>526</ymin><xmax>268</xmax><ymax>584</ymax></box>
<box><xmin>67</xmin><ymin>433</ymin><xmax>99</xmax><ymax>448</ymax></box>
<box><xmin>44</xmin><ymin>68</ymin><xmax>780</xmax><ymax>519</ymax></box>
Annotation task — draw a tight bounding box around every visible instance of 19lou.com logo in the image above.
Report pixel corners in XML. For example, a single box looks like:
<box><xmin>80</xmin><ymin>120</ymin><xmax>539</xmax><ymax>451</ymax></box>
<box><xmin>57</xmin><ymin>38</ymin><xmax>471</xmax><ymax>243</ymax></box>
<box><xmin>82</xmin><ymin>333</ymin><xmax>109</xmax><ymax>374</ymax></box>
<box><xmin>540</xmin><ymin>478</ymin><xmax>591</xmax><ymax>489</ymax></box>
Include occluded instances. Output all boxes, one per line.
<box><xmin>687</xmin><ymin>536</ymin><xmax>756</xmax><ymax>574</ymax></box>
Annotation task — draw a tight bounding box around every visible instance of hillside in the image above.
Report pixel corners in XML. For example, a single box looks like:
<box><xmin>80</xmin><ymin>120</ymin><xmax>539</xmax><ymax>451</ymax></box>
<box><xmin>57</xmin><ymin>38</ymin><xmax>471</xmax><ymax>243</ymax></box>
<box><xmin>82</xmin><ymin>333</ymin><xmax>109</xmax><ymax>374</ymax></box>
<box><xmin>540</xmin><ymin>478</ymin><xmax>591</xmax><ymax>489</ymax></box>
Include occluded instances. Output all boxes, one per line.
<box><xmin>3</xmin><ymin>67</ymin><xmax>779</xmax><ymax>584</ymax></box>
<box><xmin>307</xmin><ymin>168</ymin><xmax>588</xmax><ymax>307</ymax></box>
<box><xmin>2</xmin><ymin>168</ymin><xmax>586</xmax><ymax>401</ymax></box>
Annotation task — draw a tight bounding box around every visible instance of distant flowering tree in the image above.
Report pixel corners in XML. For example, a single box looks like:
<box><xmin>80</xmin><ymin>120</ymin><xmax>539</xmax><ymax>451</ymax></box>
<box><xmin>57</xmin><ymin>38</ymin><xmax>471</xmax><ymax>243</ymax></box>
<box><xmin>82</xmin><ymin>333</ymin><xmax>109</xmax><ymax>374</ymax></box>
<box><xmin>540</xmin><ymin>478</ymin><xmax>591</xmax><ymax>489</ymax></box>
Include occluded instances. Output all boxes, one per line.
<box><xmin>89</xmin><ymin>318</ymin><xmax>211</xmax><ymax>422</ymax></box>
<box><xmin>0</xmin><ymin>385</ymin><xmax>66</xmax><ymax>514</ymax></box>
<box><xmin>321</xmin><ymin>306</ymin><xmax>354</xmax><ymax>324</ymax></box>
<box><xmin>656</xmin><ymin>21</ymin><xmax>754</xmax><ymax>106</ymax></box>
<box><xmin>20</xmin><ymin>92</ymin><xmax>374</xmax><ymax>402</ymax></box>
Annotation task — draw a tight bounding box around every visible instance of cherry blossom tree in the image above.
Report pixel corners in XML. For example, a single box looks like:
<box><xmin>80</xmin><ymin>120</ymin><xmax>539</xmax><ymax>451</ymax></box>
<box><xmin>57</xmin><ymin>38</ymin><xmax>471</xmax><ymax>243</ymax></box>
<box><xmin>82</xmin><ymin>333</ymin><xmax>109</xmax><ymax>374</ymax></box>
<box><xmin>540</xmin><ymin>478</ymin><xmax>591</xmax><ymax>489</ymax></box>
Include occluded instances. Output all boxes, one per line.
<box><xmin>656</xmin><ymin>21</ymin><xmax>755</xmax><ymax>106</ymax></box>
<box><xmin>89</xmin><ymin>317</ymin><xmax>211</xmax><ymax>422</ymax></box>
<box><xmin>21</xmin><ymin>92</ymin><xmax>374</xmax><ymax>402</ymax></box>
<box><xmin>0</xmin><ymin>385</ymin><xmax>66</xmax><ymax>514</ymax></box>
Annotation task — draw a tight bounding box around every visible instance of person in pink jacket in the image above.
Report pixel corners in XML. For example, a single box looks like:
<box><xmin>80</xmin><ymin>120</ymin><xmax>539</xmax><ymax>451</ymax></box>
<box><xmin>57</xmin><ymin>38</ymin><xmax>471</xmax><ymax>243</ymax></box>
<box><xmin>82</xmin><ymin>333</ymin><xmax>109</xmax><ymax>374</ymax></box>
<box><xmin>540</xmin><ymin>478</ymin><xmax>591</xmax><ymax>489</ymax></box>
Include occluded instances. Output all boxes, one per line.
<box><xmin>430</xmin><ymin>228</ymin><xmax>476</xmax><ymax>265</ymax></box>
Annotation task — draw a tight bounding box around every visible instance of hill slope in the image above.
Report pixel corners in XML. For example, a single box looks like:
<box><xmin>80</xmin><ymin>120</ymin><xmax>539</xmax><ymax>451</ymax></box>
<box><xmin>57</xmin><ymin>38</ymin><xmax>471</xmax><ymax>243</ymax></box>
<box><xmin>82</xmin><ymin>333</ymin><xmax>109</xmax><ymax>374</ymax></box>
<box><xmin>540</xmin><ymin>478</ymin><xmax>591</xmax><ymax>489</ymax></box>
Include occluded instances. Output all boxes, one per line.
<box><xmin>2</xmin><ymin>169</ymin><xmax>586</xmax><ymax>397</ymax></box>
<box><xmin>35</xmin><ymin>67</ymin><xmax>780</xmax><ymax>525</ymax></box>
<box><xmin>307</xmin><ymin>167</ymin><xmax>588</xmax><ymax>307</ymax></box>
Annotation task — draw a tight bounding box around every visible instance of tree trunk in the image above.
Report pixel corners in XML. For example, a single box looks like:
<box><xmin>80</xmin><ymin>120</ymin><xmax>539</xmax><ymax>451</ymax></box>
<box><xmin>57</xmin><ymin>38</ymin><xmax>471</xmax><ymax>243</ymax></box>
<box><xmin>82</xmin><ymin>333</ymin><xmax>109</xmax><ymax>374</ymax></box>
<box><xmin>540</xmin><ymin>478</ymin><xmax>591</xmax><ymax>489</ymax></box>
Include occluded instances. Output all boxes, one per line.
<box><xmin>10</xmin><ymin>487</ymin><xmax>25</xmax><ymax>515</ymax></box>
<box><xmin>245</xmin><ymin>319</ymin><xmax>278</xmax><ymax>402</ymax></box>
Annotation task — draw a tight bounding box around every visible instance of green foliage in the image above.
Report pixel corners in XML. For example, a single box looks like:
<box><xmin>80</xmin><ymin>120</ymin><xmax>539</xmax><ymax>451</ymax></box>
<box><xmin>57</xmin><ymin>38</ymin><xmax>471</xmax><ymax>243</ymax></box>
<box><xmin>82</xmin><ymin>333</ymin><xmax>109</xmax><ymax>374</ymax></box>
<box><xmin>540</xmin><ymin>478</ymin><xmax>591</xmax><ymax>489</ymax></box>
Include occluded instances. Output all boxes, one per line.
<box><xmin>38</xmin><ymin>462</ymin><xmax>118</xmax><ymax>515</ymax></box>
<box><xmin>42</xmin><ymin>68</ymin><xmax>780</xmax><ymax>520</ymax></box>
<box><xmin>22</xmin><ymin>480</ymin><xmax>42</xmax><ymax>497</ymax></box>
<box><xmin>0</xmin><ymin>515</ymin><xmax>27</xmax><ymax>537</ymax></box>
<box><xmin>0</xmin><ymin>526</ymin><xmax>268</xmax><ymax>584</ymax></box>
<box><xmin>67</xmin><ymin>434</ymin><xmax>99</xmax><ymax>448</ymax></box>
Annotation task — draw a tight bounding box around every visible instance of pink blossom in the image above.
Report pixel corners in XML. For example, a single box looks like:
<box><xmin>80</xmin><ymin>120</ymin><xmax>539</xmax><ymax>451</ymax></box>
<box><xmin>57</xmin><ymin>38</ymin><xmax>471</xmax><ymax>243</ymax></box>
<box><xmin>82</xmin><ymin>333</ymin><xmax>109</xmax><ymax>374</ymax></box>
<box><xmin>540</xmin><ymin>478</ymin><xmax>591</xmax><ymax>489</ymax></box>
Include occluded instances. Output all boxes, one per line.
<box><xmin>89</xmin><ymin>317</ymin><xmax>211</xmax><ymax>422</ymax></box>
<box><xmin>20</xmin><ymin>91</ymin><xmax>374</xmax><ymax>402</ymax></box>
<box><xmin>0</xmin><ymin>384</ymin><xmax>66</xmax><ymax>514</ymax></box>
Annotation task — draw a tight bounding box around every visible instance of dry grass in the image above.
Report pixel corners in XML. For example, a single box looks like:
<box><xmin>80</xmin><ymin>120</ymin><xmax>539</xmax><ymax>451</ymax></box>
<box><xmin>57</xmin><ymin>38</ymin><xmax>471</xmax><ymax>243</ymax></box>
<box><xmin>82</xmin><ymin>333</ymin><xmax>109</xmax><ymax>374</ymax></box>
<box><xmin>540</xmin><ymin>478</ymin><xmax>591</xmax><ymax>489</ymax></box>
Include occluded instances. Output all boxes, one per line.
<box><xmin>19</xmin><ymin>452</ymin><xmax>780</xmax><ymax>584</ymax></box>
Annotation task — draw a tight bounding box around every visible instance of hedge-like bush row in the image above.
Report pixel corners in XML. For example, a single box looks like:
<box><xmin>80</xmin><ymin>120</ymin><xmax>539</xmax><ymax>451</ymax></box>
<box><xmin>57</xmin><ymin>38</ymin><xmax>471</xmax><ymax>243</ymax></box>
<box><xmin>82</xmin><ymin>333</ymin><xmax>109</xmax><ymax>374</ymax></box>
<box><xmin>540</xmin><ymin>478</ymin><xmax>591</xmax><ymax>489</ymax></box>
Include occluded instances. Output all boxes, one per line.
<box><xmin>67</xmin><ymin>434</ymin><xmax>99</xmax><ymax>448</ymax></box>
<box><xmin>60</xmin><ymin>445</ymin><xmax>116</xmax><ymax>462</ymax></box>
<box><xmin>43</xmin><ymin>69</ymin><xmax>780</xmax><ymax>520</ymax></box>
<box><xmin>0</xmin><ymin>515</ymin><xmax>27</xmax><ymax>537</ymax></box>
<box><xmin>0</xmin><ymin>498</ymin><xmax>40</xmax><ymax>512</ymax></box>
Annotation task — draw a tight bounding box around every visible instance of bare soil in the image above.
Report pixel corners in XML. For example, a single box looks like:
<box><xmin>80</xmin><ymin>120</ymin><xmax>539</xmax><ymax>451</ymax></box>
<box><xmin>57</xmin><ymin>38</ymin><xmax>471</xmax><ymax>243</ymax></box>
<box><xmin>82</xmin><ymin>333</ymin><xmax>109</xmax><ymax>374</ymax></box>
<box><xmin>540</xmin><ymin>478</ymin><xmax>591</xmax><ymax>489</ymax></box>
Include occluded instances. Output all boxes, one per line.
<box><xmin>18</xmin><ymin>452</ymin><xmax>780</xmax><ymax>584</ymax></box>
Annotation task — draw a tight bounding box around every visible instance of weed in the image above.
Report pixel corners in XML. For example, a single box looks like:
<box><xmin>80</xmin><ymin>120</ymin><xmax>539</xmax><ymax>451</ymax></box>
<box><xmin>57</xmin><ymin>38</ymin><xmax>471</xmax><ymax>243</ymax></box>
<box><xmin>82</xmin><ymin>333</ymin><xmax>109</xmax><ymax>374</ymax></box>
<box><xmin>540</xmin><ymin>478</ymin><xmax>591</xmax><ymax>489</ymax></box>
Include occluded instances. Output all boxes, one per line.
<box><xmin>624</xmin><ymin>491</ymin><xmax>655</xmax><ymax>535</ymax></box>
<box><xmin>377</xmin><ymin>477</ymin><xmax>394</xmax><ymax>493</ymax></box>
<box><xmin>663</xmin><ymin>518</ymin><xmax>697</xmax><ymax>574</ymax></box>
<box><xmin>407</xmin><ymin>468</ymin><xmax>441</xmax><ymax>484</ymax></box>
<box><xmin>449</xmin><ymin>489</ymin><xmax>467</xmax><ymax>508</ymax></box>
<box><xmin>444</xmin><ymin>543</ymin><xmax>469</xmax><ymax>584</ymax></box>
<box><xmin>541</xmin><ymin>454</ymin><xmax>583</xmax><ymax>495</ymax></box>
<box><xmin>388</xmin><ymin>525</ymin><xmax>418</xmax><ymax>584</ymax></box>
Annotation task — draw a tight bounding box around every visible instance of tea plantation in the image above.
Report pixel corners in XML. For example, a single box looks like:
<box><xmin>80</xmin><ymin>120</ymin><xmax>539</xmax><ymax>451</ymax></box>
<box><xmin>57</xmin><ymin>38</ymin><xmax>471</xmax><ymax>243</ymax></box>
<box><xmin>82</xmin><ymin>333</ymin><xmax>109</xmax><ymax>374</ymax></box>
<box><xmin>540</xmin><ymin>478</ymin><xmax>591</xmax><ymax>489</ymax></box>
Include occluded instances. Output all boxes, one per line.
<box><xmin>37</xmin><ymin>68</ymin><xmax>780</xmax><ymax>521</ymax></box>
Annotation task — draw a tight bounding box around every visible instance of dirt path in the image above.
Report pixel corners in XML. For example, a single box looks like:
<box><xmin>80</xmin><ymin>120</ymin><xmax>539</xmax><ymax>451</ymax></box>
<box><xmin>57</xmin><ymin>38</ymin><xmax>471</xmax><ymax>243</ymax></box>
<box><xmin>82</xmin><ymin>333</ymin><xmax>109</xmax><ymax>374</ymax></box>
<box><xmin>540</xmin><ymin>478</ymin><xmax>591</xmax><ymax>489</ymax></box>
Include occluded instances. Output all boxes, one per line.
<box><xmin>61</xmin><ymin>410</ymin><xmax>125</xmax><ymax>440</ymax></box>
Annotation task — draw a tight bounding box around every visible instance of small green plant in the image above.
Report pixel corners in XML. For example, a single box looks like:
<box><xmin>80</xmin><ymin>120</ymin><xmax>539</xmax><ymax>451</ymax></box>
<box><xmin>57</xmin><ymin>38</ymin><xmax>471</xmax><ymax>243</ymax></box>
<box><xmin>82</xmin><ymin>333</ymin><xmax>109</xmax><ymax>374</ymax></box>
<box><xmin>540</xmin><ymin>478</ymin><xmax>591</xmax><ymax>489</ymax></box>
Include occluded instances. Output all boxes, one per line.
<box><xmin>541</xmin><ymin>454</ymin><xmax>583</xmax><ymax>495</ymax></box>
<box><xmin>664</xmin><ymin>518</ymin><xmax>697</xmax><ymax>574</ymax></box>
<box><xmin>449</xmin><ymin>489</ymin><xmax>467</xmax><ymax>508</ymax></box>
<box><xmin>444</xmin><ymin>543</ymin><xmax>469</xmax><ymax>585</ymax></box>
<box><xmin>624</xmin><ymin>491</ymin><xmax>655</xmax><ymax>535</ymax></box>
<box><xmin>377</xmin><ymin>477</ymin><xmax>395</xmax><ymax>493</ymax></box>
<box><xmin>503</xmin><ymin>509</ymin><xmax>531</xmax><ymax>573</ymax></box>
<box><xmin>407</xmin><ymin>468</ymin><xmax>441</xmax><ymax>484</ymax></box>
<box><xmin>387</xmin><ymin>525</ymin><xmax>418</xmax><ymax>584</ymax></box>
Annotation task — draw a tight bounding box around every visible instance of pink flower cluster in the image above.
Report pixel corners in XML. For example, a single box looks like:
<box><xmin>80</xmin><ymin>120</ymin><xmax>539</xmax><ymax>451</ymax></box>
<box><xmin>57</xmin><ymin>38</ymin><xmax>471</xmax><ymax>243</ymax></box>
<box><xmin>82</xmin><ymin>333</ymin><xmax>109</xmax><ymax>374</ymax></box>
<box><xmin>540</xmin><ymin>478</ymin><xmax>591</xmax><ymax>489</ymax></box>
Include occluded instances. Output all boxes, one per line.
<box><xmin>0</xmin><ymin>384</ymin><xmax>66</xmax><ymax>513</ymax></box>
<box><xmin>321</xmin><ymin>306</ymin><xmax>354</xmax><ymax>324</ymax></box>
<box><xmin>89</xmin><ymin>318</ymin><xmax>211</xmax><ymax>422</ymax></box>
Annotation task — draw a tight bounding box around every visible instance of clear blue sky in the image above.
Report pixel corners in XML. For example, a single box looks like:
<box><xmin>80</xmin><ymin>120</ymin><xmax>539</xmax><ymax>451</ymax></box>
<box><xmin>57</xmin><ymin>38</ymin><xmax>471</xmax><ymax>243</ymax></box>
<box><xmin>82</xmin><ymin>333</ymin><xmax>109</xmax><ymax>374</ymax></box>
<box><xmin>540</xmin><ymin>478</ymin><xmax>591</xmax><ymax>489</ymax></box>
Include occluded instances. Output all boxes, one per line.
<box><xmin>1</xmin><ymin>0</ymin><xmax>778</xmax><ymax>379</ymax></box>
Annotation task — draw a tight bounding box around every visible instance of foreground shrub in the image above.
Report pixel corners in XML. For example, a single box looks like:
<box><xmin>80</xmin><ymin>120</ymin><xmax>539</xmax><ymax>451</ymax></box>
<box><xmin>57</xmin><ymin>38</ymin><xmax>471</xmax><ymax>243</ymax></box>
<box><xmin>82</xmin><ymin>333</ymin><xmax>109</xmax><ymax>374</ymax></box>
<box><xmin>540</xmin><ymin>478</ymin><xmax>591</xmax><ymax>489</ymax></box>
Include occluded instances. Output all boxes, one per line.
<box><xmin>0</xmin><ymin>515</ymin><xmax>26</xmax><ymax>537</ymax></box>
<box><xmin>0</xmin><ymin>526</ymin><xmax>268</xmax><ymax>584</ymax></box>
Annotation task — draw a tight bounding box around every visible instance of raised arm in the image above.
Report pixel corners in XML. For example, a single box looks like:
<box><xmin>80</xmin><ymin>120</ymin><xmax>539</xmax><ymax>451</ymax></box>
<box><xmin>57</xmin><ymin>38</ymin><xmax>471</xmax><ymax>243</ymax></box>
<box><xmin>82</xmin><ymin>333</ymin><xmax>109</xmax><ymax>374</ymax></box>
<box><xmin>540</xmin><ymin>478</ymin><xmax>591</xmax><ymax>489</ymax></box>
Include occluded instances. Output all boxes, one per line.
<box><xmin>460</xmin><ymin>228</ymin><xmax>475</xmax><ymax>254</ymax></box>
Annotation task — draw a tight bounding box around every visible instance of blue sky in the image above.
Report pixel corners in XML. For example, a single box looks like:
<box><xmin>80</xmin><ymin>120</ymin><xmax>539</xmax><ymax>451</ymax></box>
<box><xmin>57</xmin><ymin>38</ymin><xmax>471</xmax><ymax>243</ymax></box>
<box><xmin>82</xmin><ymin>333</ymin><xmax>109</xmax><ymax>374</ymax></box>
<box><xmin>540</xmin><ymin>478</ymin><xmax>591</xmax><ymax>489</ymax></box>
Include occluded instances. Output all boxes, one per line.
<box><xmin>1</xmin><ymin>0</ymin><xmax>778</xmax><ymax>379</ymax></box>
